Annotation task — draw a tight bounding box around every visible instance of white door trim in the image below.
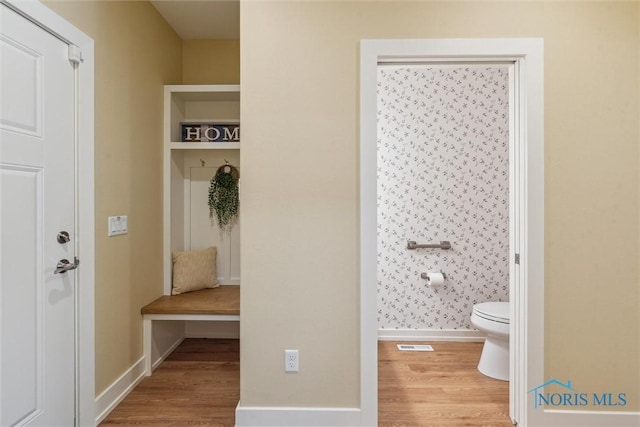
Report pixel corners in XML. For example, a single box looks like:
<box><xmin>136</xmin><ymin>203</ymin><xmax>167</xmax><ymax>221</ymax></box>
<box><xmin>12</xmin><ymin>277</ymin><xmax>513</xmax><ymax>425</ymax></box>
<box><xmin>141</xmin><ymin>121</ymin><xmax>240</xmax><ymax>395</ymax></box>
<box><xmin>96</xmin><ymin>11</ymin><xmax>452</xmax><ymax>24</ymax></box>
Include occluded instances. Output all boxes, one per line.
<box><xmin>2</xmin><ymin>1</ymin><xmax>95</xmax><ymax>425</ymax></box>
<box><xmin>359</xmin><ymin>38</ymin><xmax>543</xmax><ymax>426</ymax></box>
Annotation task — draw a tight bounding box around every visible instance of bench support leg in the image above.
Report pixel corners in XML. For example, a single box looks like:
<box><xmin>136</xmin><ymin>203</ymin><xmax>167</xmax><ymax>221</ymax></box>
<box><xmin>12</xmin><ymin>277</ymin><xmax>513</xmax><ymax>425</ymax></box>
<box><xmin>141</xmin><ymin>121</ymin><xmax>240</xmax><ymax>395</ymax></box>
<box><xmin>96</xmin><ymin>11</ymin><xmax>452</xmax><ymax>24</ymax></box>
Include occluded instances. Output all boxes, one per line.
<box><xmin>143</xmin><ymin>318</ymin><xmax>152</xmax><ymax>376</ymax></box>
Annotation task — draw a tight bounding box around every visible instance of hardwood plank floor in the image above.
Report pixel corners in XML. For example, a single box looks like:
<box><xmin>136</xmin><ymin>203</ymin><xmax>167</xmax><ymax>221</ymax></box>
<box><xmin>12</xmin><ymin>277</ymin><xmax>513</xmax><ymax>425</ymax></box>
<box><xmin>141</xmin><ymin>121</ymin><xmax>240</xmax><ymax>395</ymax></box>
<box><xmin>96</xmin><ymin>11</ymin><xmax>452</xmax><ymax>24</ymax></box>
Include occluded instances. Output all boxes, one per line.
<box><xmin>100</xmin><ymin>339</ymin><xmax>239</xmax><ymax>427</ymax></box>
<box><xmin>379</xmin><ymin>341</ymin><xmax>512</xmax><ymax>426</ymax></box>
<box><xmin>102</xmin><ymin>339</ymin><xmax>510</xmax><ymax>426</ymax></box>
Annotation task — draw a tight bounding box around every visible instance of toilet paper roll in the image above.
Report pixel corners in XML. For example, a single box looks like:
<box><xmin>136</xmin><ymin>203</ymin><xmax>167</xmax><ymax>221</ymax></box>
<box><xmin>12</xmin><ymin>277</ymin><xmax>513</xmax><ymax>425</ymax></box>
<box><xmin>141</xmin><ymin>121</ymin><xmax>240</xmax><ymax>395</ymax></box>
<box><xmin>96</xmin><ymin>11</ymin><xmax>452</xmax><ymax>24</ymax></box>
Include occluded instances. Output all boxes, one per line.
<box><xmin>426</xmin><ymin>272</ymin><xmax>445</xmax><ymax>287</ymax></box>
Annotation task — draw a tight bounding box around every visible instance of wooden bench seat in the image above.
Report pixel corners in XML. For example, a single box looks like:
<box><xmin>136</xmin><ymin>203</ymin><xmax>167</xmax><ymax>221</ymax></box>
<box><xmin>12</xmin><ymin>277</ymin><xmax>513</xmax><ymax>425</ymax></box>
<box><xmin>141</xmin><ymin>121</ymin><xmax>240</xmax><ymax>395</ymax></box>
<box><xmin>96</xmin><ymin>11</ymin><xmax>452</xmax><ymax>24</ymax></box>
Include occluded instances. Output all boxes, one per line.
<box><xmin>141</xmin><ymin>285</ymin><xmax>240</xmax><ymax>376</ymax></box>
<box><xmin>142</xmin><ymin>286</ymin><xmax>240</xmax><ymax>316</ymax></box>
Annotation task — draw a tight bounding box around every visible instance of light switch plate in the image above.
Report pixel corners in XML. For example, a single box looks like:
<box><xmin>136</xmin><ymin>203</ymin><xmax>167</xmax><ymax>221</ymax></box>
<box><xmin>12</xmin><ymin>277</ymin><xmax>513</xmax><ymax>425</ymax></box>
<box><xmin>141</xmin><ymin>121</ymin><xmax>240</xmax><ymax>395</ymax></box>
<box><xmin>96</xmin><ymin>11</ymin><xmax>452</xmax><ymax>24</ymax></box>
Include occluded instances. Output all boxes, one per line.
<box><xmin>108</xmin><ymin>215</ymin><xmax>128</xmax><ymax>236</ymax></box>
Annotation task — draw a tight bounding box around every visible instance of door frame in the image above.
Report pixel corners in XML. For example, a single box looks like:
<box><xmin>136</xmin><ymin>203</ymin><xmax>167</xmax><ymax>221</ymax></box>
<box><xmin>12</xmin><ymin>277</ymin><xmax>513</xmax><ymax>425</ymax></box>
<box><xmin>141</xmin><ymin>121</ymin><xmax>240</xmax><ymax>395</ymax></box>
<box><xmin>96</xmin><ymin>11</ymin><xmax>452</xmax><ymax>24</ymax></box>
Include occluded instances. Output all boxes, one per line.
<box><xmin>2</xmin><ymin>0</ymin><xmax>95</xmax><ymax>425</ymax></box>
<box><xmin>359</xmin><ymin>39</ymin><xmax>543</xmax><ymax>426</ymax></box>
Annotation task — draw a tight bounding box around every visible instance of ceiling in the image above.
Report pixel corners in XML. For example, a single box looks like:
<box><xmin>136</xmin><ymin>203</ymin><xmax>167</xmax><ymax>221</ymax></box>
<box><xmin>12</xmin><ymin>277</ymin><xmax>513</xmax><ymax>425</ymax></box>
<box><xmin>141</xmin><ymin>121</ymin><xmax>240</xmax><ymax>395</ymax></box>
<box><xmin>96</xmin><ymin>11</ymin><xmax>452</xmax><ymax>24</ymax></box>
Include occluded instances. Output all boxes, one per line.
<box><xmin>150</xmin><ymin>1</ymin><xmax>239</xmax><ymax>40</ymax></box>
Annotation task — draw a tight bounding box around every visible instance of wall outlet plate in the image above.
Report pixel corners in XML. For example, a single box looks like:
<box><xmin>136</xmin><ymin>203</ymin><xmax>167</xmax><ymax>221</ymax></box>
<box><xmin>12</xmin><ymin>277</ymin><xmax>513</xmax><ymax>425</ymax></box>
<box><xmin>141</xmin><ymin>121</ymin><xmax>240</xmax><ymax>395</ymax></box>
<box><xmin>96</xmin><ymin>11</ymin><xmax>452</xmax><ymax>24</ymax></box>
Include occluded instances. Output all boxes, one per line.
<box><xmin>285</xmin><ymin>349</ymin><xmax>299</xmax><ymax>372</ymax></box>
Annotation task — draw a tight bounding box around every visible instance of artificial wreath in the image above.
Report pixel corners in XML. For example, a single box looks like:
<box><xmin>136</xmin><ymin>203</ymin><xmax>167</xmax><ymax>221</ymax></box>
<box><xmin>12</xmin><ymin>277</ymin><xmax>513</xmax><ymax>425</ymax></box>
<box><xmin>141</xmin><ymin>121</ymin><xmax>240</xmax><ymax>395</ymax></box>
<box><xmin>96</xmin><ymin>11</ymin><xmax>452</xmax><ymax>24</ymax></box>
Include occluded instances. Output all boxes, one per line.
<box><xmin>208</xmin><ymin>163</ymin><xmax>239</xmax><ymax>234</ymax></box>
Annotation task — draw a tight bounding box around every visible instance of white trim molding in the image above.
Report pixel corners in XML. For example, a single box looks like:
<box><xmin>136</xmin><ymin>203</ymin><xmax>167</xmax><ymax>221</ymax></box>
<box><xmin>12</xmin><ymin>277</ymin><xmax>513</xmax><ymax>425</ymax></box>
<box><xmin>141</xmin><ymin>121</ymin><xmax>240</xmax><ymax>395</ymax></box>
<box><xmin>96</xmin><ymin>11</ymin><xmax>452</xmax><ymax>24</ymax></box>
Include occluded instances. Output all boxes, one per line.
<box><xmin>2</xmin><ymin>1</ymin><xmax>95</xmax><ymax>425</ymax></box>
<box><xmin>378</xmin><ymin>329</ymin><xmax>484</xmax><ymax>342</ymax></box>
<box><xmin>94</xmin><ymin>357</ymin><xmax>146</xmax><ymax>425</ymax></box>
<box><xmin>235</xmin><ymin>406</ymin><xmax>361</xmax><ymax>427</ymax></box>
<box><xmin>143</xmin><ymin>318</ymin><xmax>185</xmax><ymax>376</ymax></box>
<box><xmin>97</xmin><ymin>335</ymin><xmax>183</xmax><ymax>424</ymax></box>
<box><xmin>152</xmin><ymin>334</ymin><xmax>184</xmax><ymax>371</ymax></box>
<box><xmin>540</xmin><ymin>410</ymin><xmax>640</xmax><ymax>427</ymax></box>
<box><xmin>360</xmin><ymin>38</ymin><xmax>544</xmax><ymax>427</ymax></box>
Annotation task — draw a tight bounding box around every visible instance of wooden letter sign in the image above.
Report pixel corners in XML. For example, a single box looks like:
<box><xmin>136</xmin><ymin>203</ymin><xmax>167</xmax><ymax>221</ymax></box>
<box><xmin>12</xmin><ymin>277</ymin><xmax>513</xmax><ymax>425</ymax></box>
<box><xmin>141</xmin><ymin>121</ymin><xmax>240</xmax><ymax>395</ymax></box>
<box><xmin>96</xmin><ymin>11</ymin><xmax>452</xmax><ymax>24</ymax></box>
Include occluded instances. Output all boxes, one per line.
<box><xmin>181</xmin><ymin>123</ymin><xmax>240</xmax><ymax>143</ymax></box>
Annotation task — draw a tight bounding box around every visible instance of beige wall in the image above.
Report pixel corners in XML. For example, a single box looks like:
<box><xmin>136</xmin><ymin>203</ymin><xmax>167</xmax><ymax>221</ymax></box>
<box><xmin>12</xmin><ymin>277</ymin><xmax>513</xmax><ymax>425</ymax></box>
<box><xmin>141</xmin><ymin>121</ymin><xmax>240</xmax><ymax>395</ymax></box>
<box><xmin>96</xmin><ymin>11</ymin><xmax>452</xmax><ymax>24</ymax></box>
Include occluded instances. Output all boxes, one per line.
<box><xmin>183</xmin><ymin>39</ymin><xmax>240</xmax><ymax>84</ymax></box>
<box><xmin>43</xmin><ymin>1</ymin><xmax>182</xmax><ymax>395</ymax></box>
<box><xmin>241</xmin><ymin>0</ymin><xmax>639</xmax><ymax>411</ymax></box>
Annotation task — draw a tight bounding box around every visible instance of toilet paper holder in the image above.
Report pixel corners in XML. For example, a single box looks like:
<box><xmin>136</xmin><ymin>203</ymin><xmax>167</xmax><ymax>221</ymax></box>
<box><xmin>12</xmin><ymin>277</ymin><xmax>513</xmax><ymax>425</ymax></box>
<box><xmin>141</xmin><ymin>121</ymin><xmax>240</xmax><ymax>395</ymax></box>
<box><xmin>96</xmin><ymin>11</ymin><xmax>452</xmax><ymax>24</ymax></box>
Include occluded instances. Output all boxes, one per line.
<box><xmin>421</xmin><ymin>272</ymin><xmax>447</xmax><ymax>280</ymax></box>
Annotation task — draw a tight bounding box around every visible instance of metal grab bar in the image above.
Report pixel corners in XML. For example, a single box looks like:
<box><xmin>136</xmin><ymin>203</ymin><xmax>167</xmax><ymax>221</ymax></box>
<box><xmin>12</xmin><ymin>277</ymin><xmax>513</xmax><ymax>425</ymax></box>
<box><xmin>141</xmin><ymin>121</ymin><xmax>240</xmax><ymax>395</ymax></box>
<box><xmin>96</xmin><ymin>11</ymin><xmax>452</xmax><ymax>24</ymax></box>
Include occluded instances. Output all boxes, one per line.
<box><xmin>407</xmin><ymin>240</ymin><xmax>451</xmax><ymax>250</ymax></box>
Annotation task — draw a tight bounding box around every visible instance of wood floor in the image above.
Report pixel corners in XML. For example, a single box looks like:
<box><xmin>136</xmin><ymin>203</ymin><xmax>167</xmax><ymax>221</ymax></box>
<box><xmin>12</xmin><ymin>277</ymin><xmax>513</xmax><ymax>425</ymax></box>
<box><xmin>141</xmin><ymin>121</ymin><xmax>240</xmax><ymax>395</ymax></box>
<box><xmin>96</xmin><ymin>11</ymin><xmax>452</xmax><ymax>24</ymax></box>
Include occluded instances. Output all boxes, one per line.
<box><xmin>101</xmin><ymin>339</ymin><xmax>510</xmax><ymax>427</ymax></box>
<box><xmin>379</xmin><ymin>341</ymin><xmax>511</xmax><ymax>426</ymax></box>
<box><xmin>100</xmin><ymin>339</ymin><xmax>239</xmax><ymax>427</ymax></box>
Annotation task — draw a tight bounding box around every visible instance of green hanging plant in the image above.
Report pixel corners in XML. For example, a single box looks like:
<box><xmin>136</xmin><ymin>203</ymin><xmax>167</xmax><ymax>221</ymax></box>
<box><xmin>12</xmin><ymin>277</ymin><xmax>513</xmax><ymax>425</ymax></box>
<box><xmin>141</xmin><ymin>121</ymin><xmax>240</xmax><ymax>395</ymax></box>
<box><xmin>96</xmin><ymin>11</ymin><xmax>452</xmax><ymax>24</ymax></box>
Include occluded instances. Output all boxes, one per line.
<box><xmin>208</xmin><ymin>163</ymin><xmax>239</xmax><ymax>234</ymax></box>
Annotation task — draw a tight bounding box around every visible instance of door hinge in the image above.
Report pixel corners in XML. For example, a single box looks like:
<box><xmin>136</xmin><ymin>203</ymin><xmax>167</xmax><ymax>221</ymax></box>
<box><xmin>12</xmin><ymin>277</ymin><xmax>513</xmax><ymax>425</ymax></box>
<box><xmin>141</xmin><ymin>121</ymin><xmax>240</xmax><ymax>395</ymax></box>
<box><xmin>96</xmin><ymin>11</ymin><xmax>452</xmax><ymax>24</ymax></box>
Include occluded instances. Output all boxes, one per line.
<box><xmin>68</xmin><ymin>45</ymin><xmax>83</xmax><ymax>64</ymax></box>
<box><xmin>515</xmin><ymin>253</ymin><xmax>520</xmax><ymax>265</ymax></box>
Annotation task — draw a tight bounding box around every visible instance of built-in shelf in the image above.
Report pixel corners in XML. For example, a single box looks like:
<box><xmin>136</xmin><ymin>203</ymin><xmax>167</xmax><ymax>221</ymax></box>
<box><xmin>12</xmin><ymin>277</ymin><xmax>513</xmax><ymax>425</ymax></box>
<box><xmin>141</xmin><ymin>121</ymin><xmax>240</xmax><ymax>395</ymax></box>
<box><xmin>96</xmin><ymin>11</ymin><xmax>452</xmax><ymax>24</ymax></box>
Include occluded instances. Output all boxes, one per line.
<box><xmin>163</xmin><ymin>84</ymin><xmax>241</xmax><ymax>295</ymax></box>
<box><xmin>169</xmin><ymin>85</ymin><xmax>240</xmax><ymax>103</ymax></box>
<box><xmin>170</xmin><ymin>142</ymin><xmax>240</xmax><ymax>150</ymax></box>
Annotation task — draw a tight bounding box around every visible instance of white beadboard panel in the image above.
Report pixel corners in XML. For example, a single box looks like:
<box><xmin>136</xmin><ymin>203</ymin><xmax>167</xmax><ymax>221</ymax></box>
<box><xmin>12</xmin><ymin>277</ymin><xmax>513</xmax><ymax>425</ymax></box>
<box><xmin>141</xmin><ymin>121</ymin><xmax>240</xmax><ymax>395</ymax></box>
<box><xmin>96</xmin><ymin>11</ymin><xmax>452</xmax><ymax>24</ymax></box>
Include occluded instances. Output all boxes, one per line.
<box><xmin>170</xmin><ymin>150</ymin><xmax>185</xmax><ymax>254</ymax></box>
<box><xmin>183</xmin><ymin>150</ymin><xmax>240</xmax><ymax>285</ymax></box>
<box><xmin>229</xmin><ymin>214</ymin><xmax>241</xmax><ymax>282</ymax></box>
<box><xmin>377</xmin><ymin>64</ymin><xmax>510</xmax><ymax>331</ymax></box>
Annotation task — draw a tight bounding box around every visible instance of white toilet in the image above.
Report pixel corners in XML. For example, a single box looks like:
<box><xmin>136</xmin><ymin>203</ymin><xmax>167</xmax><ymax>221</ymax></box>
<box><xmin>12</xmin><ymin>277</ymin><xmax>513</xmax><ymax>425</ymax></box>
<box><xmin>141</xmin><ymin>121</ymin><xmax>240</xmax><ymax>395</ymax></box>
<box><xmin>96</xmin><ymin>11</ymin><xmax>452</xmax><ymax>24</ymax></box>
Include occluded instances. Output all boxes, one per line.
<box><xmin>470</xmin><ymin>301</ymin><xmax>510</xmax><ymax>381</ymax></box>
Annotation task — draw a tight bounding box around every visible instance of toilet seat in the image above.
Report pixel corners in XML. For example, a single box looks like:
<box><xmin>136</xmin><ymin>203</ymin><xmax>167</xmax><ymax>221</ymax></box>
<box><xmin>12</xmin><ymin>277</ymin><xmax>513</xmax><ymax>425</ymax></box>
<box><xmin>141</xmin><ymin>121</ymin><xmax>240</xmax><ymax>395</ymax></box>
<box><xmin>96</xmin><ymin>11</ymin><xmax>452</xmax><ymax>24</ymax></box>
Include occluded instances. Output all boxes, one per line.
<box><xmin>473</xmin><ymin>302</ymin><xmax>509</xmax><ymax>324</ymax></box>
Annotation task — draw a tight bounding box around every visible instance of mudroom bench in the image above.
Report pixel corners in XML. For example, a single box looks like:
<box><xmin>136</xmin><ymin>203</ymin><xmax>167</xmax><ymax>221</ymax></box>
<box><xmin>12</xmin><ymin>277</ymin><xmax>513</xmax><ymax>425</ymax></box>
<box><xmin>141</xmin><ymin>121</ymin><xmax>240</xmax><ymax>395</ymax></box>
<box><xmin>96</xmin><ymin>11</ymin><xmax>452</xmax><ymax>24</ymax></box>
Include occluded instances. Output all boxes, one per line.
<box><xmin>141</xmin><ymin>285</ymin><xmax>240</xmax><ymax>376</ymax></box>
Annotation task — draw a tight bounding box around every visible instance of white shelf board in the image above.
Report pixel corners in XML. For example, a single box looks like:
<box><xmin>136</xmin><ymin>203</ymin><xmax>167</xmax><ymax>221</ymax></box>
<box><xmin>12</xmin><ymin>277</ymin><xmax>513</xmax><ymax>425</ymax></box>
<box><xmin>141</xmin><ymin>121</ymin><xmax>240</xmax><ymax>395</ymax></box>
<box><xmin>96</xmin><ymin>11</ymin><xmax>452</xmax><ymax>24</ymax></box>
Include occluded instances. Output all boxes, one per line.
<box><xmin>170</xmin><ymin>142</ymin><xmax>240</xmax><ymax>150</ymax></box>
<box><xmin>167</xmin><ymin>84</ymin><xmax>240</xmax><ymax>103</ymax></box>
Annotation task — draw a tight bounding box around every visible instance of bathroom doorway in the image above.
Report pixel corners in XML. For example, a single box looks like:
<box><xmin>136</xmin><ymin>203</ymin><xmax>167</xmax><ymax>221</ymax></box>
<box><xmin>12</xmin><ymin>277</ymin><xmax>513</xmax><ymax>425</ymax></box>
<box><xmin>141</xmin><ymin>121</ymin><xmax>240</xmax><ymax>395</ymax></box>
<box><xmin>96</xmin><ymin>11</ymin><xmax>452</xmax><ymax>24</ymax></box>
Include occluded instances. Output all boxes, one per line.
<box><xmin>359</xmin><ymin>39</ymin><xmax>544</xmax><ymax>426</ymax></box>
<box><xmin>376</xmin><ymin>61</ymin><xmax>512</xmax><ymax>424</ymax></box>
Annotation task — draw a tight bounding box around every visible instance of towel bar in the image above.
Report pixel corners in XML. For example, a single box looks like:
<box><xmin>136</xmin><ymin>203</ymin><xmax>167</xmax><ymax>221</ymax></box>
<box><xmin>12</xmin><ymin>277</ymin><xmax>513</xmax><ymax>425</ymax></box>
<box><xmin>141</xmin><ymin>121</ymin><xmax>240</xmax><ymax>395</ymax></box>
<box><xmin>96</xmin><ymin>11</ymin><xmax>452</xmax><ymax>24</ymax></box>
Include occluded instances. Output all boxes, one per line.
<box><xmin>407</xmin><ymin>240</ymin><xmax>451</xmax><ymax>250</ymax></box>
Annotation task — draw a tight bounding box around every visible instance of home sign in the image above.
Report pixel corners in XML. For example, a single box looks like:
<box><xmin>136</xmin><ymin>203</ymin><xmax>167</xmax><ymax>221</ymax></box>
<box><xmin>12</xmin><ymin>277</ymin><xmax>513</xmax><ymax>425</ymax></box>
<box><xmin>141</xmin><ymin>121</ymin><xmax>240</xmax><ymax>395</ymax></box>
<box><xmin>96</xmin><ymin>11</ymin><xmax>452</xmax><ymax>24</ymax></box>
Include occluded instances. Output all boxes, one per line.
<box><xmin>181</xmin><ymin>123</ymin><xmax>240</xmax><ymax>143</ymax></box>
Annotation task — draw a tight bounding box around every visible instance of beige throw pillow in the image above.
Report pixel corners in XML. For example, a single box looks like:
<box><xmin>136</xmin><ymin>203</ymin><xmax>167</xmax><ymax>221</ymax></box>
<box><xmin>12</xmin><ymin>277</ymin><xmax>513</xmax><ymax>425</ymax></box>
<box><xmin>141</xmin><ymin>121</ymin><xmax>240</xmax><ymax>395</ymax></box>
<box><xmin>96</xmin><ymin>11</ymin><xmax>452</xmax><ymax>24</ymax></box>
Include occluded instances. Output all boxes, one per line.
<box><xmin>172</xmin><ymin>247</ymin><xmax>219</xmax><ymax>295</ymax></box>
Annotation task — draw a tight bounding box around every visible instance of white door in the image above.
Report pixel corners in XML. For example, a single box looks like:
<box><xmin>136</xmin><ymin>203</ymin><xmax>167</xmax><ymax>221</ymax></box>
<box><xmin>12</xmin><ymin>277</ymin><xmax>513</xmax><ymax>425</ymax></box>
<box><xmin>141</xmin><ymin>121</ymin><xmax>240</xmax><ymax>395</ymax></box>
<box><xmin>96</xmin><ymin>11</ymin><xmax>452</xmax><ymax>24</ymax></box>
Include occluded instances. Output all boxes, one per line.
<box><xmin>0</xmin><ymin>3</ymin><xmax>76</xmax><ymax>426</ymax></box>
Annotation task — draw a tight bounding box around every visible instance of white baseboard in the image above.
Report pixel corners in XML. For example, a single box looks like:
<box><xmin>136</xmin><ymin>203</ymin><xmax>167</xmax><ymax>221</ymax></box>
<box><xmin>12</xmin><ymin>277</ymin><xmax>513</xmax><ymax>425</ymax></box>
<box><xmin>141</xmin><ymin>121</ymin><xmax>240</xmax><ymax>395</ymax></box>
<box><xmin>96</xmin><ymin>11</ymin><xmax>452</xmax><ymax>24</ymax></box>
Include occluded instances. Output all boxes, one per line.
<box><xmin>235</xmin><ymin>405</ymin><xmax>361</xmax><ymax>427</ymax></box>
<box><xmin>152</xmin><ymin>335</ymin><xmax>184</xmax><ymax>370</ymax></box>
<box><xmin>94</xmin><ymin>356</ymin><xmax>146</xmax><ymax>425</ymax></box>
<box><xmin>95</xmin><ymin>335</ymin><xmax>183</xmax><ymax>424</ymax></box>
<box><xmin>148</xmin><ymin>320</ymin><xmax>185</xmax><ymax>373</ymax></box>
<box><xmin>377</xmin><ymin>328</ymin><xmax>484</xmax><ymax>342</ymax></box>
<box><xmin>543</xmin><ymin>409</ymin><xmax>640</xmax><ymax>426</ymax></box>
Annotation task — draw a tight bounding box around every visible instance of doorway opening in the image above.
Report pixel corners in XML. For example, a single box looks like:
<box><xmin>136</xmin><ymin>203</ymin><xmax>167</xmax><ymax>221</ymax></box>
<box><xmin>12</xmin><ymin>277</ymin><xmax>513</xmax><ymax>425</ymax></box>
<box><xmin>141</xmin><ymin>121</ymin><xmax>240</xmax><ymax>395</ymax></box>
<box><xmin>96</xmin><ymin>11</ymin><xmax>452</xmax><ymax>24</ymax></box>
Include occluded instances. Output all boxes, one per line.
<box><xmin>376</xmin><ymin>61</ymin><xmax>512</xmax><ymax>425</ymax></box>
<box><xmin>359</xmin><ymin>39</ymin><xmax>544</xmax><ymax>427</ymax></box>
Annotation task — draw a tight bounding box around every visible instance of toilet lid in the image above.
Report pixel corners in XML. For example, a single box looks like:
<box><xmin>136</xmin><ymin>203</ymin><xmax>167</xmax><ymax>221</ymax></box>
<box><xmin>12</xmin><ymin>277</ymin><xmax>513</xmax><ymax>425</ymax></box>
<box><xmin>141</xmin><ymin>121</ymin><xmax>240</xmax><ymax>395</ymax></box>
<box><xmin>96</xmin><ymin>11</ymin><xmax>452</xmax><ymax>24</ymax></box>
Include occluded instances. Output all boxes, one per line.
<box><xmin>473</xmin><ymin>301</ymin><xmax>510</xmax><ymax>323</ymax></box>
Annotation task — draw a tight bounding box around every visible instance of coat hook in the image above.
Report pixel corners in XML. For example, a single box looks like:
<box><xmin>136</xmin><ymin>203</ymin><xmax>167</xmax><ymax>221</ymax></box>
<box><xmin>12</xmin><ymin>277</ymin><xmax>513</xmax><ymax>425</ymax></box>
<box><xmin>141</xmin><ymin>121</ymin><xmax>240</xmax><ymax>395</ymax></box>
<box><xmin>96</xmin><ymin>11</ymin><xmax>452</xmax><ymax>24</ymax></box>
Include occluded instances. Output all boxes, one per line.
<box><xmin>200</xmin><ymin>159</ymin><xmax>205</xmax><ymax>167</ymax></box>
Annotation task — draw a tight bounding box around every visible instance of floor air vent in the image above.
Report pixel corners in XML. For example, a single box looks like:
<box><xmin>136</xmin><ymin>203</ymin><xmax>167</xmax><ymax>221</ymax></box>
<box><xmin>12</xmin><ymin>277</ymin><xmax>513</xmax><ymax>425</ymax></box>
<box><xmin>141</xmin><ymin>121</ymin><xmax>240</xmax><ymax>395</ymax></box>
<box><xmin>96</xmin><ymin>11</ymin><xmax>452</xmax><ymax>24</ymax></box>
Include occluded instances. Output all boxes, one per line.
<box><xmin>397</xmin><ymin>344</ymin><xmax>434</xmax><ymax>352</ymax></box>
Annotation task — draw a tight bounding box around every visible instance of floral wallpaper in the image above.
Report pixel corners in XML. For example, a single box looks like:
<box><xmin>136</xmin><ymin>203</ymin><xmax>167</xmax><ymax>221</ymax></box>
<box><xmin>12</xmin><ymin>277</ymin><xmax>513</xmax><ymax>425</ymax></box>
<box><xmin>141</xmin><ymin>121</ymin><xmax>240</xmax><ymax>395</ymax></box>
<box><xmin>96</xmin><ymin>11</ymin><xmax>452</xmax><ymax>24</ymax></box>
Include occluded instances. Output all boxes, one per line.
<box><xmin>377</xmin><ymin>65</ymin><xmax>510</xmax><ymax>331</ymax></box>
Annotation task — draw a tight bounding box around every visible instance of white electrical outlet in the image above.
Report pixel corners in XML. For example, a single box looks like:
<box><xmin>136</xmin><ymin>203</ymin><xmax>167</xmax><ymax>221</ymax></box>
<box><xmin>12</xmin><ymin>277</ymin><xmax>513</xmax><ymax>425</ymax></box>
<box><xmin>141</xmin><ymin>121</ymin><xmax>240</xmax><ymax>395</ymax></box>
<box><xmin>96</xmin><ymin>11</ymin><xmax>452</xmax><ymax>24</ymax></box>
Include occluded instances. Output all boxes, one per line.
<box><xmin>285</xmin><ymin>349</ymin><xmax>299</xmax><ymax>372</ymax></box>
